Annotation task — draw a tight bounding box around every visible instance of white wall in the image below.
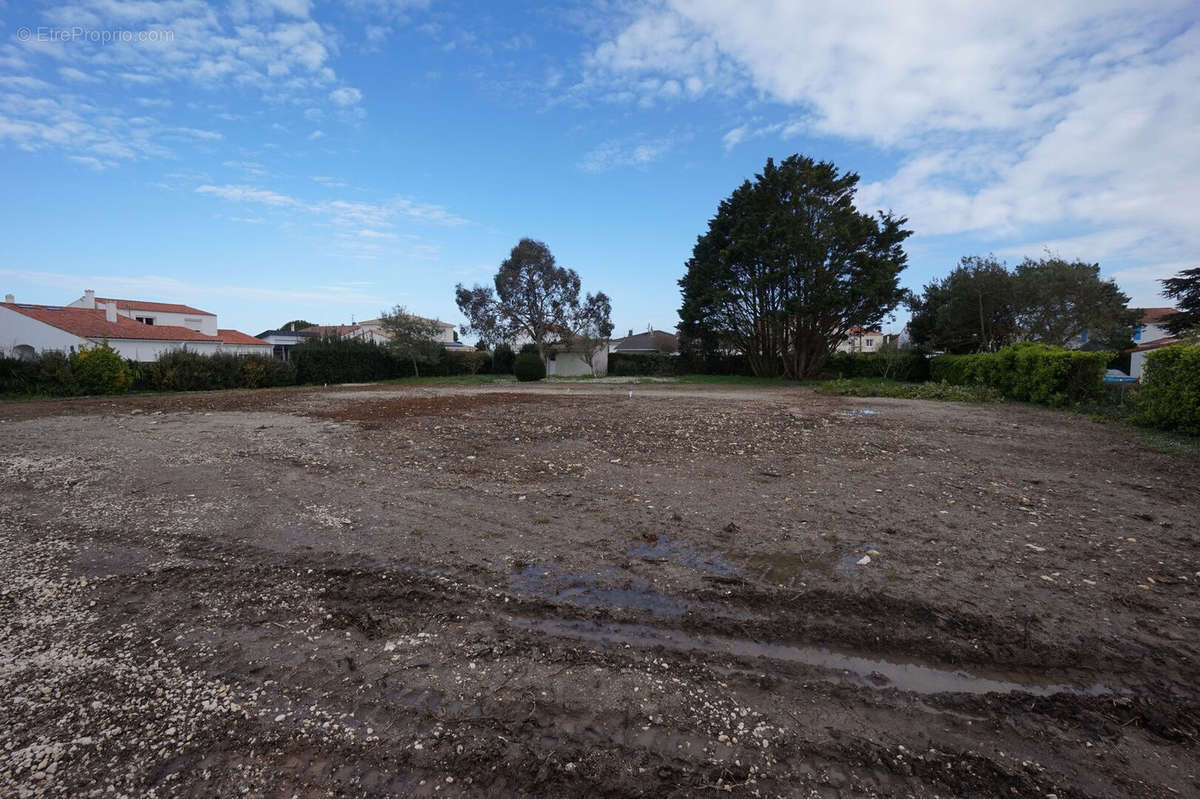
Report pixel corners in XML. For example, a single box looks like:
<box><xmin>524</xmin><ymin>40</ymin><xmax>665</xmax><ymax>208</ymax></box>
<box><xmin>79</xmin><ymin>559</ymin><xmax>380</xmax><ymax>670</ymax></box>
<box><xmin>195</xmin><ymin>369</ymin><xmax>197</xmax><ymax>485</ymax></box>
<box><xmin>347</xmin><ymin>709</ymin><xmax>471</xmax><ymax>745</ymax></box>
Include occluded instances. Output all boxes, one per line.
<box><xmin>0</xmin><ymin>306</ymin><xmax>92</xmax><ymax>357</ymax></box>
<box><xmin>67</xmin><ymin>294</ymin><xmax>218</xmax><ymax>335</ymax></box>
<box><xmin>547</xmin><ymin>348</ymin><xmax>607</xmax><ymax>377</ymax></box>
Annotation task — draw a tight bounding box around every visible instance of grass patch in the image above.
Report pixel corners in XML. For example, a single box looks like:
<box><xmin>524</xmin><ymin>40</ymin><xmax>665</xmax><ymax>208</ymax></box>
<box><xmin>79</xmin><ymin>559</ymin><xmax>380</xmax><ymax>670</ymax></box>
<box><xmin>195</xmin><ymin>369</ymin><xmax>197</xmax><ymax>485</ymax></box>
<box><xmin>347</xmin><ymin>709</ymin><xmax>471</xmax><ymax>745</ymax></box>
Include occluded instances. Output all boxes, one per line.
<box><xmin>671</xmin><ymin>374</ymin><xmax>818</xmax><ymax>387</ymax></box>
<box><xmin>374</xmin><ymin>374</ymin><xmax>517</xmax><ymax>386</ymax></box>
<box><xmin>816</xmin><ymin>378</ymin><xmax>1002</xmax><ymax>403</ymax></box>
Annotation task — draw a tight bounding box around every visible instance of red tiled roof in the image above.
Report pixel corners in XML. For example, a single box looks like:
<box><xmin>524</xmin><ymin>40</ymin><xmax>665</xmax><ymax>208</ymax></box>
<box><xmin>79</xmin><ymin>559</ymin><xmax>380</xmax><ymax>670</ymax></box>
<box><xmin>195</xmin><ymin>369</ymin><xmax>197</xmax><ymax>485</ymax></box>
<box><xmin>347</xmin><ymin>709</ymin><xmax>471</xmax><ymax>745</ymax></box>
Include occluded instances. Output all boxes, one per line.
<box><xmin>2</xmin><ymin>303</ymin><xmax>221</xmax><ymax>342</ymax></box>
<box><xmin>1133</xmin><ymin>307</ymin><xmax>1180</xmax><ymax>325</ymax></box>
<box><xmin>94</xmin><ymin>297</ymin><xmax>215</xmax><ymax>316</ymax></box>
<box><xmin>845</xmin><ymin>326</ymin><xmax>883</xmax><ymax>337</ymax></box>
<box><xmin>218</xmin><ymin>329</ymin><xmax>270</xmax><ymax>346</ymax></box>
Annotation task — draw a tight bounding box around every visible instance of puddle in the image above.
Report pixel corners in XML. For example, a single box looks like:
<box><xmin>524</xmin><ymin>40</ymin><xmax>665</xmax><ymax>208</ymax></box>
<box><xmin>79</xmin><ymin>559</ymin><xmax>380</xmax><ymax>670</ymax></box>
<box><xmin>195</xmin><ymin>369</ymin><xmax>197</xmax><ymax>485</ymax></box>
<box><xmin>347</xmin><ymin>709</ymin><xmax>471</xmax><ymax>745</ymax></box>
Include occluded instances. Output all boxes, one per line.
<box><xmin>840</xmin><ymin>409</ymin><xmax>882</xmax><ymax>417</ymax></box>
<box><xmin>510</xmin><ymin>565</ymin><xmax>687</xmax><ymax>617</ymax></box>
<box><xmin>511</xmin><ymin>617</ymin><xmax>1111</xmax><ymax>697</ymax></box>
<box><xmin>628</xmin><ymin>537</ymin><xmax>739</xmax><ymax>577</ymax></box>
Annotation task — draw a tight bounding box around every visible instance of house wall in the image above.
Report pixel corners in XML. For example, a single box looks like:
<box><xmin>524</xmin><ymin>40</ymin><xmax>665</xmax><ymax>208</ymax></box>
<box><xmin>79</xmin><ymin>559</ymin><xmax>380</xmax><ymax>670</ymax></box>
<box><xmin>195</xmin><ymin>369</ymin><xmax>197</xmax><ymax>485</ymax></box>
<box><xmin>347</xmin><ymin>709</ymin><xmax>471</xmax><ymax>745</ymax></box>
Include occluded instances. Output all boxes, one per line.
<box><xmin>1130</xmin><ymin>350</ymin><xmax>1148</xmax><ymax>380</ymax></box>
<box><xmin>117</xmin><ymin>309</ymin><xmax>219</xmax><ymax>336</ymax></box>
<box><xmin>547</xmin><ymin>349</ymin><xmax>607</xmax><ymax>377</ymax></box>
<box><xmin>0</xmin><ymin>306</ymin><xmax>92</xmax><ymax>357</ymax></box>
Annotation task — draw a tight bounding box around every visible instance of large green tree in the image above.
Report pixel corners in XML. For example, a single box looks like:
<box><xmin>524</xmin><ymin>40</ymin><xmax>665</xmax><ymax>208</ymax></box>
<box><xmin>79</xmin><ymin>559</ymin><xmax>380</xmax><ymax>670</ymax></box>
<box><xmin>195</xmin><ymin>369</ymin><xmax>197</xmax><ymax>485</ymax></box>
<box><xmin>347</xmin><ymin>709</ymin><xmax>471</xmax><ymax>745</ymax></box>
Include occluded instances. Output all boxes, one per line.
<box><xmin>1012</xmin><ymin>257</ymin><xmax>1136</xmax><ymax>348</ymax></box>
<box><xmin>378</xmin><ymin>306</ymin><xmax>445</xmax><ymax>377</ymax></box>
<box><xmin>678</xmin><ymin>155</ymin><xmax>911</xmax><ymax>378</ymax></box>
<box><xmin>1161</xmin><ymin>267</ymin><xmax>1200</xmax><ymax>337</ymax></box>
<box><xmin>906</xmin><ymin>256</ymin><xmax>1017</xmax><ymax>353</ymax></box>
<box><xmin>455</xmin><ymin>238</ymin><xmax>612</xmax><ymax>363</ymax></box>
<box><xmin>908</xmin><ymin>255</ymin><xmax>1137</xmax><ymax>352</ymax></box>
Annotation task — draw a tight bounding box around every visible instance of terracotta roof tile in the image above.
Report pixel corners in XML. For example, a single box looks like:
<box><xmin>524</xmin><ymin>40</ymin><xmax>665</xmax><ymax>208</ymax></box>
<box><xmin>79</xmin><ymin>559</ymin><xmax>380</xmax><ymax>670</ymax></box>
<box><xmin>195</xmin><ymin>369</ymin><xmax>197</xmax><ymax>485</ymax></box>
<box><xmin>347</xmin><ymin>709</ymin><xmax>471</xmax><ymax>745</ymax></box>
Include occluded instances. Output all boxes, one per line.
<box><xmin>1133</xmin><ymin>307</ymin><xmax>1180</xmax><ymax>324</ymax></box>
<box><xmin>218</xmin><ymin>329</ymin><xmax>270</xmax><ymax>346</ymax></box>
<box><xmin>3</xmin><ymin>303</ymin><xmax>221</xmax><ymax>342</ymax></box>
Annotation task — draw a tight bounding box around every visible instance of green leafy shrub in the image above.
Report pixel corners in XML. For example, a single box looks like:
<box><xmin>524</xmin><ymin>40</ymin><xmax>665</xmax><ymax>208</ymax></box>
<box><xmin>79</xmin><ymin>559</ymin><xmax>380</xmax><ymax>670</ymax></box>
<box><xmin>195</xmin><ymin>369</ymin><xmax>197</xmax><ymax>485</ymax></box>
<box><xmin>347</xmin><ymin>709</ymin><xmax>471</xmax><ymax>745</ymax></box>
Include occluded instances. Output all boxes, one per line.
<box><xmin>70</xmin><ymin>343</ymin><xmax>132</xmax><ymax>395</ymax></box>
<box><xmin>826</xmin><ymin>352</ymin><xmax>930</xmax><ymax>382</ymax></box>
<box><xmin>816</xmin><ymin>378</ymin><xmax>1001</xmax><ymax>403</ymax></box>
<box><xmin>291</xmin><ymin>337</ymin><xmax>413</xmax><ymax>384</ymax></box>
<box><xmin>1133</xmin><ymin>343</ymin><xmax>1200</xmax><ymax>435</ymax></box>
<box><xmin>609</xmin><ymin>352</ymin><xmax>680</xmax><ymax>376</ymax></box>
<box><xmin>930</xmin><ymin>343</ymin><xmax>1108</xmax><ymax>407</ymax></box>
<box><xmin>36</xmin><ymin>352</ymin><xmax>76</xmax><ymax>395</ymax></box>
<box><xmin>488</xmin><ymin>343</ymin><xmax>515</xmax><ymax>374</ymax></box>
<box><xmin>513</xmin><ymin>352</ymin><xmax>546</xmax><ymax>382</ymax></box>
<box><xmin>518</xmin><ymin>343</ymin><xmax>540</xmax><ymax>355</ymax></box>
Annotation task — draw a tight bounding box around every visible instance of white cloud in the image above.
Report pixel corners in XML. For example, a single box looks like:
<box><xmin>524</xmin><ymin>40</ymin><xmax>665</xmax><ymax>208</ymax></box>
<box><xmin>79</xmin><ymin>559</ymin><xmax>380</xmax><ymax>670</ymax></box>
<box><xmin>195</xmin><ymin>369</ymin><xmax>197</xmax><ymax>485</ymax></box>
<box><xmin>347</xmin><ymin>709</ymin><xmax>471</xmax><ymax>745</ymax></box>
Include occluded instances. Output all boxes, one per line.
<box><xmin>580</xmin><ymin>136</ymin><xmax>678</xmax><ymax>173</ymax></box>
<box><xmin>329</xmin><ymin>87</ymin><xmax>363</xmax><ymax>106</ymax></box>
<box><xmin>308</xmin><ymin>129</ymin><xmax>325</xmax><ymax>140</ymax></box>
<box><xmin>589</xmin><ymin>1</ymin><xmax>1198</xmax><ymax>303</ymax></box>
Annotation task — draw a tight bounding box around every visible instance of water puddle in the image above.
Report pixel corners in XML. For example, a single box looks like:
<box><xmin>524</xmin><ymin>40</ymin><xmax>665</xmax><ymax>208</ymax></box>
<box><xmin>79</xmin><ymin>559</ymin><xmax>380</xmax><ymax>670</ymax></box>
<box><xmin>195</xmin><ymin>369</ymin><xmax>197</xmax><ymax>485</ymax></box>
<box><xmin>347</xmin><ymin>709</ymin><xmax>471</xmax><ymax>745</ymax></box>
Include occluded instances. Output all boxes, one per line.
<box><xmin>510</xmin><ymin>565</ymin><xmax>688</xmax><ymax>617</ymax></box>
<box><xmin>511</xmin><ymin>617</ymin><xmax>1111</xmax><ymax>697</ymax></box>
<box><xmin>840</xmin><ymin>409</ymin><xmax>882</xmax><ymax>417</ymax></box>
<box><xmin>628</xmin><ymin>536</ymin><xmax>740</xmax><ymax>577</ymax></box>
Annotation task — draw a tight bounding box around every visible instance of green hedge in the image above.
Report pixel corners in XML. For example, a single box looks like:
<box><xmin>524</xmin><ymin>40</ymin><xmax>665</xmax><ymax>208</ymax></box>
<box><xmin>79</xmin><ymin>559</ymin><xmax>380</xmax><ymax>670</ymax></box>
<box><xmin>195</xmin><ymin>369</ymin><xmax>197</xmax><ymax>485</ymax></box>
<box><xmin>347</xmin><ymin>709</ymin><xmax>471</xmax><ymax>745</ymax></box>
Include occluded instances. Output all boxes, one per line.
<box><xmin>1134</xmin><ymin>343</ymin><xmax>1200</xmax><ymax>435</ymax></box>
<box><xmin>149</xmin><ymin>351</ymin><xmax>295</xmax><ymax>392</ymax></box>
<box><xmin>930</xmin><ymin>343</ymin><xmax>1109</xmax><ymax>407</ymax></box>
<box><xmin>513</xmin><ymin>352</ymin><xmax>546</xmax><ymax>382</ymax></box>
<box><xmin>609</xmin><ymin>352</ymin><xmax>680</xmax><ymax>376</ymax></box>
<box><xmin>826</xmin><ymin>352</ymin><xmax>930</xmax><ymax>382</ymax></box>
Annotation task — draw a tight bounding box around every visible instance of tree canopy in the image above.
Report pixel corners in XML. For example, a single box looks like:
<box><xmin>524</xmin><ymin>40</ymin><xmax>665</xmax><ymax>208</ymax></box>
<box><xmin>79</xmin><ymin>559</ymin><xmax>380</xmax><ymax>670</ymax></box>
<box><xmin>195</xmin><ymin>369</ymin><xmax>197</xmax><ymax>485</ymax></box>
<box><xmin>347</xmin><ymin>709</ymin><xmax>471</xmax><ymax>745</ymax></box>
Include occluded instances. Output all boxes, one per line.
<box><xmin>907</xmin><ymin>255</ymin><xmax>1136</xmax><ymax>352</ymax></box>
<box><xmin>378</xmin><ymin>306</ymin><xmax>445</xmax><ymax>377</ymax></box>
<box><xmin>678</xmin><ymin>154</ymin><xmax>911</xmax><ymax>378</ymax></box>
<box><xmin>280</xmin><ymin>319</ymin><xmax>314</xmax><ymax>332</ymax></box>
<box><xmin>1161</xmin><ymin>267</ymin><xmax>1200</xmax><ymax>337</ymax></box>
<box><xmin>455</xmin><ymin>238</ymin><xmax>612</xmax><ymax>363</ymax></box>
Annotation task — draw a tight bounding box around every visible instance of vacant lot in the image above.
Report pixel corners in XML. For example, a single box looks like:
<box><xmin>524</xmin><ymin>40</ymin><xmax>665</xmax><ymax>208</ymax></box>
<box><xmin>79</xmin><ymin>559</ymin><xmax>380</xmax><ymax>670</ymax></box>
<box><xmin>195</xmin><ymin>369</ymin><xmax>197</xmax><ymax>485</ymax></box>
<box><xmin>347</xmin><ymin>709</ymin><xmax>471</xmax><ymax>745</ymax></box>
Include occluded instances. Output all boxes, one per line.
<box><xmin>1</xmin><ymin>382</ymin><xmax>1197</xmax><ymax>798</ymax></box>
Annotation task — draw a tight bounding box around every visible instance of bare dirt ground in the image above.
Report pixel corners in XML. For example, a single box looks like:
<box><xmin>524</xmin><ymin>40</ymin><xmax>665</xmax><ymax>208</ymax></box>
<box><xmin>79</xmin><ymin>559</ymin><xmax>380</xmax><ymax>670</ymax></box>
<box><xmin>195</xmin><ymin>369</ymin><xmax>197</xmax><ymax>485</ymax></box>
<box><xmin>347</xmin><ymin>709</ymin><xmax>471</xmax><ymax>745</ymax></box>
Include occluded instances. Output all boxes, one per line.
<box><xmin>1</xmin><ymin>381</ymin><xmax>1197</xmax><ymax>798</ymax></box>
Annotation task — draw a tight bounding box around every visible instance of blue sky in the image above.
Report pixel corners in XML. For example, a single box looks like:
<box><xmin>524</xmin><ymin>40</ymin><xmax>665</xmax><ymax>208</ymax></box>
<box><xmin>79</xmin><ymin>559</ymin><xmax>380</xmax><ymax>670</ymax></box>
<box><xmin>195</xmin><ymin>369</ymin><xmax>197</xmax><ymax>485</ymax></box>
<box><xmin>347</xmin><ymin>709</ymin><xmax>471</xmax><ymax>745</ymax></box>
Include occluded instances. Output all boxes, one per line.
<box><xmin>1</xmin><ymin>1</ymin><xmax>1197</xmax><ymax>339</ymax></box>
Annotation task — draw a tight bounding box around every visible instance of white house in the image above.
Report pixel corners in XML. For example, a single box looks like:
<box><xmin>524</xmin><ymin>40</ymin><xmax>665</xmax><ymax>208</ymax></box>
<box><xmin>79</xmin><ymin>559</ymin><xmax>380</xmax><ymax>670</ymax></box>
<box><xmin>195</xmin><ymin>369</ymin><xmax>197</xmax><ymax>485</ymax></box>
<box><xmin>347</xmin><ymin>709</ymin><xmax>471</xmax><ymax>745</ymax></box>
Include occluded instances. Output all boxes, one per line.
<box><xmin>835</xmin><ymin>327</ymin><xmax>883</xmax><ymax>354</ymax></box>
<box><xmin>1</xmin><ymin>290</ymin><xmax>270</xmax><ymax>361</ymax></box>
<box><xmin>299</xmin><ymin>316</ymin><xmax>458</xmax><ymax>349</ymax></box>
<box><xmin>1127</xmin><ymin>337</ymin><xmax>1184</xmax><ymax>381</ymax></box>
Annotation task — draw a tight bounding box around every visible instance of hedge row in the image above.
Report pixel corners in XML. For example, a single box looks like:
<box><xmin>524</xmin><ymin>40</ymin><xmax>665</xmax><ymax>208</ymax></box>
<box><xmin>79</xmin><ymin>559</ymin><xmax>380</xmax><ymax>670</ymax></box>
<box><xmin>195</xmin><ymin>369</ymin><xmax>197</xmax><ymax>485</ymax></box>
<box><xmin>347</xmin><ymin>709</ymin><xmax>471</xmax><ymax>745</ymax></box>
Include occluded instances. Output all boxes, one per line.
<box><xmin>289</xmin><ymin>338</ymin><xmax>489</xmax><ymax>384</ymax></box>
<box><xmin>608</xmin><ymin>352</ymin><xmax>681</xmax><ymax>377</ymax></box>
<box><xmin>1134</xmin><ymin>343</ymin><xmax>1200</xmax><ymax>435</ymax></box>
<box><xmin>930</xmin><ymin>343</ymin><xmax>1109</xmax><ymax>407</ymax></box>
<box><xmin>825</xmin><ymin>352</ymin><xmax>930</xmax><ymax>382</ymax></box>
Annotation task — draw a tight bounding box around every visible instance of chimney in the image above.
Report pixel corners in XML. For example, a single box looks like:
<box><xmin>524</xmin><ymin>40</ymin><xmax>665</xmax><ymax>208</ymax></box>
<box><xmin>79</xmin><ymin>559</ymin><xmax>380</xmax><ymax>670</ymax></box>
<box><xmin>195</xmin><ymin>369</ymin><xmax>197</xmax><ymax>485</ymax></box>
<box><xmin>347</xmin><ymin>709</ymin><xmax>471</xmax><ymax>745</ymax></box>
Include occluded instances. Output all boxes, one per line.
<box><xmin>627</xmin><ymin>329</ymin><xmax>633</xmax><ymax>338</ymax></box>
<box><xmin>4</xmin><ymin>293</ymin><xmax>12</xmax><ymax>304</ymax></box>
<box><xmin>83</xmin><ymin>289</ymin><xmax>95</xmax><ymax>309</ymax></box>
<box><xmin>104</xmin><ymin>301</ymin><xmax>117</xmax><ymax>323</ymax></box>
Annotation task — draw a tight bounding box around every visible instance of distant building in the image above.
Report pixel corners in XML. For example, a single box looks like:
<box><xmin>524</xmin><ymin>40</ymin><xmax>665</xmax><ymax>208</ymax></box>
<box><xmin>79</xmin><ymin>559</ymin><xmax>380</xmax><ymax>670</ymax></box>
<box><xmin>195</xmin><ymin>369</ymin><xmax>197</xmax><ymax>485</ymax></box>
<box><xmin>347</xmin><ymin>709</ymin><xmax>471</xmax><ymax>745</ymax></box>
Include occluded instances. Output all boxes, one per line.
<box><xmin>609</xmin><ymin>327</ymin><xmax>678</xmax><ymax>355</ymax></box>
<box><xmin>1077</xmin><ymin>307</ymin><xmax>1180</xmax><ymax>347</ymax></box>
<box><xmin>1</xmin><ymin>289</ymin><xmax>269</xmax><ymax>361</ymax></box>
<box><xmin>835</xmin><ymin>326</ymin><xmax>883</xmax><ymax>354</ymax></box>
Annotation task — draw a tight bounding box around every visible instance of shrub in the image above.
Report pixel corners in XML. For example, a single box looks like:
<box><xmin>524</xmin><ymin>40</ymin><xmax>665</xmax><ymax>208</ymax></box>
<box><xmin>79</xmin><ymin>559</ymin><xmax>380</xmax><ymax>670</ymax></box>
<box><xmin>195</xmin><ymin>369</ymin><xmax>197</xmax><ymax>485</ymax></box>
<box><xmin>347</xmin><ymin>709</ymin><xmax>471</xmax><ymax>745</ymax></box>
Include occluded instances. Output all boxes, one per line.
<box><xmin>291</xmin><ymin>337</ymin><xmax>412</xmax><ymax>384</ymax></box>
<box><xmin>609</xmin><ymin>352</ymin><xmax>680</xmax><ymax>376</ymax></box>
<box><xmin>930</xmin><ymin>343</ymin><xmax>1109</xmax><ymax>407</ymax></box>
<box><xmin>519</xmin><ymin>343</ymin><xmax>540</xmax><ymax>355</ymax></box>
<box><xmin>816</xmin><ymin>378</ymin><xmax>1001</xmax><ymax>403</ymax></box>
<box><xmin>513</xmin><ymin>352</ymin><xmax>546</xmax><ymax>382</ymax></box>
<box><xmin>826</xmin><ymin>352</ymin><xmax>930</xmax><ymax>382</ymax></box>
<box><xmin>70</xmin><ymin>344</ymin><xmax>131</xmax><ymax>395</ymax></box>
<box><xmin>1133</xmin><ymin>343</ymin><xmax>1200</xmax><ymax>435</ymax></box>
<box><xmin>489</xmin><ymin>343</ymin><xmax>516</xmax><ymax>374</ymax></box>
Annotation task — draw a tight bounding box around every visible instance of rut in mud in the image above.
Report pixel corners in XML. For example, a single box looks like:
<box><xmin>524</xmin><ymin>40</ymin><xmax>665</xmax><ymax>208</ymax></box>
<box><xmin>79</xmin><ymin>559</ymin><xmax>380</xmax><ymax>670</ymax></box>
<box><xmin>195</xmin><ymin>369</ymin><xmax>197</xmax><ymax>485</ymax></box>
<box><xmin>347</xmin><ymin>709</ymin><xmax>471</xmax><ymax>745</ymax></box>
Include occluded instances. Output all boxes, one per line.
<box><xmin>1</xmin><ymin>381</ymin><xmax>1197</xmax><ymax>797</ymax></box>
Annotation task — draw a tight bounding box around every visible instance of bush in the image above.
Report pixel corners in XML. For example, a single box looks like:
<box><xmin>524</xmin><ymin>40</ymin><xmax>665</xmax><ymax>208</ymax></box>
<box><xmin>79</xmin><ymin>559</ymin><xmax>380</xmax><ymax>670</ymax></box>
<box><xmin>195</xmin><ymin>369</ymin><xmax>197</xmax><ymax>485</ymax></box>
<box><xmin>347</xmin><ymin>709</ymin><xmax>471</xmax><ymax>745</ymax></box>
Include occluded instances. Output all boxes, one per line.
<box><xmin>816</xmin><ymin>378</ymin><xmax>1001</xmax><ymax>403</ymax></box>
<box><xmin>36</xmin><ymin>352</ymin><xmax>76</xmax><ymax>395</ymax></box>
<box><xmin>1134</xmin><ymin>343</ymin><xmax>1200</xmax><ymax>435</ymax></box>
<box><xmin>930</xmin><ymin>343</ymin><xmax>1109</xmax><ymax>407</ymax></box>
<box><xmin>148</xmin><ymin>350</ymin><xmax>297</xmax><ymax>392</ymax></box>
<box><xmin>518</xmin><ymin>343</ymin><xmax>540</xmax><ymax>355</ymax></box>
<box><xmin>826</xmin><ymin>352</ymin><xmax>930</xmax><ymax>382</ymax></box>
<box><xmin>609</xmin><ymin>352</ymin><xmax>680</xmax><ymax>377</ymax></box>
<box><xmin>291</xmin><ymin>337</ymin><xmax>412</xmax><ymax>384</ymax></box>
<box><xmin>513</xmin><ymin>352</ymin><xmax>546</xmax><ymax>382</ymax></box>
<box><xmin>70</xmin><ymin>344</ymin><xmax>131</xmax><ymax>395</ymax></box>
<box><xmin>489</xmin><ymin>343</ymin><xmax>516</xmax><ymax>375</ymax></box>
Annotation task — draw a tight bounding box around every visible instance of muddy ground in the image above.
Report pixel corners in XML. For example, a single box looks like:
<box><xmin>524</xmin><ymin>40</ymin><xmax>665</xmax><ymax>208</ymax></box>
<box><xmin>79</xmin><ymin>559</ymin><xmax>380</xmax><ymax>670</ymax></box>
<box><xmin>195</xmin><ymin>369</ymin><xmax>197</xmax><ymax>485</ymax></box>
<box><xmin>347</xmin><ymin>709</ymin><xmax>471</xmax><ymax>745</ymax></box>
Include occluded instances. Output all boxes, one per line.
<box><xmin>1</xmin><ymin>381</ymin><xmax>1197</xmax><ymax>798</ymax></box>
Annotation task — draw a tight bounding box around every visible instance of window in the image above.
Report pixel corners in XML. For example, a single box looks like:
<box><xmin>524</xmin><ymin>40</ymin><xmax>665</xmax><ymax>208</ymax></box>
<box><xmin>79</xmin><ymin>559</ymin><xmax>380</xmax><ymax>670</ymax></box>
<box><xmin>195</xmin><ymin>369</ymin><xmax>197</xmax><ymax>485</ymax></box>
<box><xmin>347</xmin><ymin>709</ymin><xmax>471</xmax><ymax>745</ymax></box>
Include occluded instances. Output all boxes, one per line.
<box><xmin>1081</xmin><ymin>330</ymin><xmax>1089</xmax><ymax>343</ymax></box>
<box><xmin>865</xmin><ymin>338</ymin><xmax>874</xmax><ymax>348</ymax></box>
<box><xmin>184</xmin><ymin>317</ymin><xmax>203</xmax><ymax>330</ymax></box>
<box><xmin>135</xmin><ymin>316</ymin><xmax>155</xmax><ymax>325</ymax></box>
<box><xmin>1133</xmin><ymin>326</ymin><xmax>1142</xmax><ymax>341</ymax></box>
